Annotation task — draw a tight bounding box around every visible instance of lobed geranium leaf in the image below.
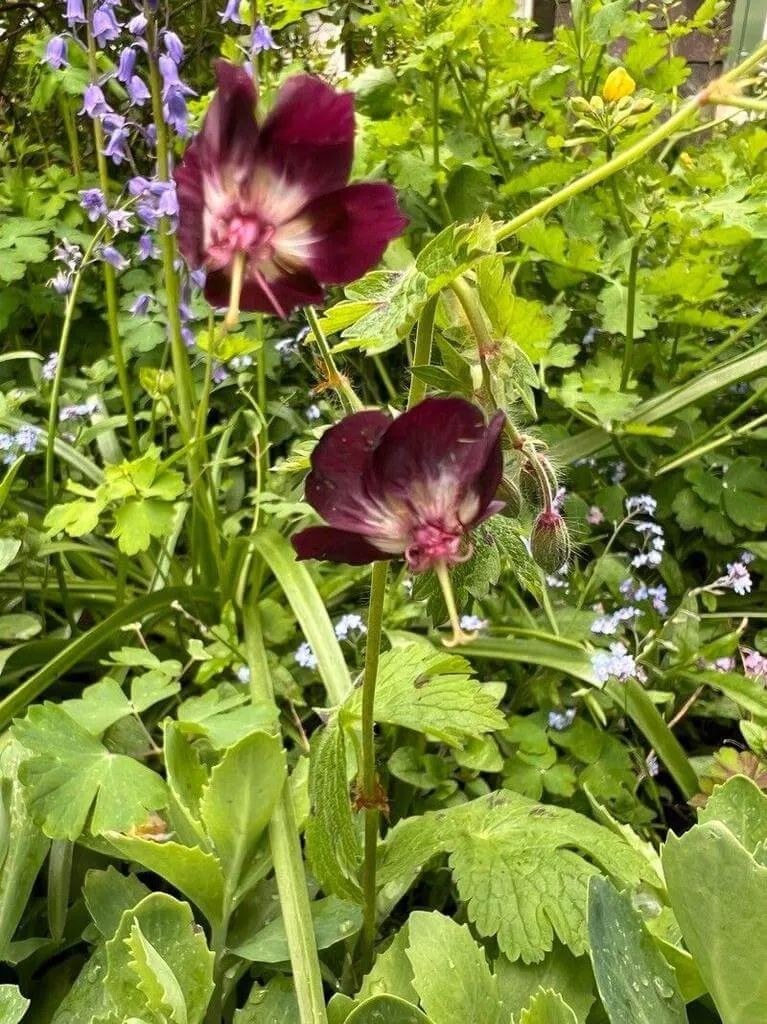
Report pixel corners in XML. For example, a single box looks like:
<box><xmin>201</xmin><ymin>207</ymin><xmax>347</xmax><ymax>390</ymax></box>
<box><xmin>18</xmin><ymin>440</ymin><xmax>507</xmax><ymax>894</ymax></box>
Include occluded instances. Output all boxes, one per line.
<box><xmin>13</xmin><ymin>703</ymin><xmax>168</xmax><ymax>839</ymax></box>
<box><xmin>234</xmin><ymin>976</ymin><xmax>299</xmax><ymax>1022</ymax></box>
<box><xmin>517</xmin><ymin>989</ymin><xmax>579</xmax><ymax>1024</ymax></box>
<box><xmin>496</xmin><ymin>943</ymin><xmax>594</xmax><ymax>1024</ymax></box>
<box><xmin>0</xmin><ymin>984</ymin><xmax>29</xmax><ymax>1024</ymax></box>
<box><xmin>699</xmin><ymin>775</ymin><xmax>767</xmax><ymax>854</ymax></box>
<box><xmin>83</xmin><ymin>866</ymin><xmax>150</xmax><ymax>938</ymax></box>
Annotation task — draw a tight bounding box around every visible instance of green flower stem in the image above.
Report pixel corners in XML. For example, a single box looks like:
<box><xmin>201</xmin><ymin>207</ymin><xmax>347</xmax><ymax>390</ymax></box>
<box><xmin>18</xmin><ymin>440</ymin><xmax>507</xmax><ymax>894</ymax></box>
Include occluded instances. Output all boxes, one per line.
<box><xmin>85</xmin><ymin>14</ymin><xmax>139</xmax><ymax>456</ymax></box>
<box><xmin>304</xmin><ymin>305</ymin><xmax>362</xmax><ymax>413</ymax></box>
<box><xmin>620</xmin><ymin>241</ymin><xmax>640</xmax><ymax>390</ymax></box>
<box><xmin>244</xmin><ymin>605</ymin><xmax>328</xmax><ymax>1024</ymax></box>
<box><xmin>407</xmin><ymin>295</ymin><xmax>437</xmax><ymax>408</ymax></box>
<box><xmin>57</xmin><ymin>92</ymin><xmax>82</xmax><ymax>182</ymax></box>
<box><xmin>493</xmin><ymin>42</ymin><xmax>767</xmax><ymax>247</ymax></box>
<box><xmin>719</xmin><ymin>95</ymin><xmax>767</xmax><ymax>114</ymax></box>
<box><xmin>691</xmin><ymin>307</ymin><xmax>767</xmax><ymax>373</ymax></box>
<box><xmin>359</xmin><ymin>559</ymin><xmax>388</xmax><ymax>973</ymax></box>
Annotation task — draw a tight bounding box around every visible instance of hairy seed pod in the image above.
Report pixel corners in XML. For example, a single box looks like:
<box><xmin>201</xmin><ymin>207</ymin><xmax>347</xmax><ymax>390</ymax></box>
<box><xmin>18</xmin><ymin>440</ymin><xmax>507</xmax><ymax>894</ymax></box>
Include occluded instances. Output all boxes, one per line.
<box><xmin>497</xmin><ymin>475</ymin><xmax>522</xmax><ymax>519</ymax></box>
<box><xmin>519</xmin><ymin>460</ymin><xmax>544</xmax><ymax>510</ymax></box>
<box><xmin>530</xmin><ymin>510</ymin><xmax>571</xmax><ymax>573</ymax></box>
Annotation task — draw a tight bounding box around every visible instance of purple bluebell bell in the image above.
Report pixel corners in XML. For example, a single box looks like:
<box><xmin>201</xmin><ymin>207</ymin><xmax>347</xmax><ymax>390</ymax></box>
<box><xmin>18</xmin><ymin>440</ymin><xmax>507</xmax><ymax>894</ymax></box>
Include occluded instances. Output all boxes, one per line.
<box><xmin>92</xmin><ymin>3</ymin><xmax>122</xmax><ymax>47</ymax></box>
<box><xmin>153</xmin><ymin>181</ymin><xmax>178</xmax><ymax>217</ymax></box>
<box><xmin>137</xmin><ymin>234</ymin><xmax>158</xmax><ymax>260</ymax></box>
<box><xmin>219</xmin><ymin>0</ymin><xmax>242</xmax><ymax>24</ymax></box>
<box><xmin>130</xmin><ymin>293</ymin><xmax>152</xmax><ymax>316</ymax></box>
<box><xmin>66</xmin><ymin>0</ymin><xmax>86</xmax><ymax>25</ymax></box>
<box><xmin>100</xmin><ymin>245</ymin><xmax>128</xmax><ymax>270</ymax></box>
<box><xmin>80</xmin><ymin>84</ymin><xmax>112</xmax><ymax>118</ymax></box>
<box><xmin>163</xmin><ymin>31</ymin><xmax>184</xmax><ymax>64</ymax></box>
<box><xmin>128</xmin><ymin>175</ymin><xmax>151</xmax><ymax>197</ymax></box>
<box><xmin>252</xmin><ymin>22</ymin><xmax>278</xmax><ymax>53</ymax></box>
<box><xmin>181</xmin><ymin>326</ymin><xmax>195</xmax><ymax>347</ymax></box>
<box><xmin>103</xmin><ymin>128</ymin><xmax>130</xmax><ymax>165</ymax></box>
<box><xmin>159</xmin><ymin>54</ymin><xmax>183</xmax><ymax>89</ymax></box>
<box><xmin>116</xmin><ymin>47</ymin><xmax>137</xmax><ymax>84</ymax></box>
<box><xmin>136</xmin><ymin>202</ymin><xmax>159</xmax><ymax>229</ymax></box>
<box><xmin>164</xmin><ymin>89</ymin><xmax>190</xmax><ymax>135</ymax></box>
<box><xmin>79</xmin><ymin>188</ymin><xmax>107</xmax><ymax>221</ymax></box>
<box><xmin>45</xmin><ymin>36</ymin><xmax>69</xmax><ymax>70</ymax></box>
<box><xmin>127</xmin><ymin>13</ymin><xmax>147</xmax><ymax>35</ymax></box>
<box><xmin>101</xmin><ymin>111</ymin><xmax>126</xmax><ymax>132</ymax></box>
<box><xmin>54</xmin><ymin>240</ymin><xmax>82</xmax><ymax>270</ymax></box>
<box><xmin>190</xmin><ymin>268</ymin><xmax>207</xmax><ymax>289</ymax></box>
<box><xmin>49</xmin><ymin>270</ymin><xmax>73</xmax><ymax>294</ymax></box>
<box><xmin>127</xmin><ymin>74</ymin><xmax>150</xmax><ymax>106</ymax></box>
<box><xmin>107</xmin><ymin>209</ymin><xmax>134</xmax><ymax>232</ymax></box>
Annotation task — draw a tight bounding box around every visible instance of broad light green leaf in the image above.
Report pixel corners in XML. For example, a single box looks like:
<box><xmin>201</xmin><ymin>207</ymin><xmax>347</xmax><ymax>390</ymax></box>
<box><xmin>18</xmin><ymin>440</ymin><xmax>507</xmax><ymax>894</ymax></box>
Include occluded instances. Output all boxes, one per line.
<box><xmin>234</xmin><ymin>977</ymin><xmax>299</xmax><ymax>1023</ymax></box>
<box><xmin>105</xmin><ymin>834</ymin><xmax>225</xmax><ymax>925</ymax></box>
<box><xmin>379</xmin><ymin>792</ymin><xmax>656</xmax><ymax>963</ymax></box>
<box><xmin>517</xmin><ymin>989</ymin><xmax>578</xmax><ymax>1024</ymax></box>
<box><xmin>0</xmin><ymin>741</ymin><xmax>49</xmax><ymax>959</ymax></box>
<box><xmin>344</xmin><ymin>644</ymin><xmax>504</xmax><ymax>747</ymax></box>
<box><xmin>105</xmin><ymin>893</ymin><xmax>214</xmax><ymax>1024</ymax></box>
<box><xmin>496</xmin><ymin>943</ymin><xmax>595</xmax><ymax>1024</ymax></box>
<box><xmin>0</xmin><ymin>614</ymin><xmax>40</xmax><ymax>641</ymax></box>
<box><xmin>664</xmin><ymin>822</ymin><xmax>767</xmax><ymax>1024</ymax></box>
<box><xmin>163</xmin><ymin>720</ymin><xmax>209</xmax><ymax>845</ymax></box>
<box><xmin>128</xmin><ymin>920</ymin><xmax>188</xmax><ymax>1024</ymax></box>
<box><xmin>83</xmin><ymin>865</ymin><xmax>150</xmax><ymax>937</ymax></box>
<box><xmin>200</xmin><ymin>729</ymin><xmax>285</xmax><ymax>877</ymax></box>
<box><xmin>234</xmin><ymin>895</ymin><xmax>362</xmax><ymax>962</ymax></box>
<box><xmin>0</xmin><ymin>984</ymin><xmax>29</xmax><ymax>1024</ymax></box>
<box><xmin>177</xmin><ymin>684</ymin><xmax>276</xmax><ymax>750</ymax></box>
<box><xmin>111</xmin><ymin>498</ymin><xmax>177</xmax><ymax>555</ymax></box>
<box><xmin>597</xmin><ymin>281</ymin><xmax>658</xmax><ymax>338</ymax></box>
<box><xmin>356</xmin><ymin>924</ymin><xmax>419</xmax><ymax>1005</ymax></box>
<box><xmin>13</xmin><ymin>703</ymin><xmax>168</xmax><ymax>839</ymax></box>
<box><xmin>407</xmin><ymin>911</ymin><xmax>499</xmax><ymax>1024</ymax></box>
<box><xmin>346</xmin><ymin>995</ymin><xmax>431</xmax><ymax>1024</ymax></box>
<box><xmin>305</xmin><ymin>717</ymin><xmax>362</xmax><ymax>902</ymax></box>
<box><xmin>49</xmin><ymin>945</ymin><xmax>111</xmax><ymax>1024</ymax></box>
<box><xmin>588</xmin><ymin>878</ymin><xmax>686</xmax><ymax>1024</ymax></box>
<box><xmin>699</xmin><ymin>775</ymin><xmax>767</xmax><ymax>853</ymax></box>
<box><xmin>62</xmin><ymin>673</ymin><xmax>180</xmax><ymax>736</ymax></box>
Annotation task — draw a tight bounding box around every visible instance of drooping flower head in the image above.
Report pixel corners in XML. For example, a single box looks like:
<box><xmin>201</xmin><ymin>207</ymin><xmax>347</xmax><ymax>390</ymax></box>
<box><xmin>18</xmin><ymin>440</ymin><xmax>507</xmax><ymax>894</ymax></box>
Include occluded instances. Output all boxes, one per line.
<box><xmin>292</xmin><ymin>398</ymin><xmax>504</xmax><ymax>644</ymax></box>
<box><xmin>175</xmin><ymin>61</ymin><xmax>407</xmax><ymax>318</ymax></box>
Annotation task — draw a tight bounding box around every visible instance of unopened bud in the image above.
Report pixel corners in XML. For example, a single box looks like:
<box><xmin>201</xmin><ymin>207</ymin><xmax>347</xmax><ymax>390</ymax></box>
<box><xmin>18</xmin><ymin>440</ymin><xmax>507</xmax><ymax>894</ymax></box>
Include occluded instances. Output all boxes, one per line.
<box><xmin>531</xmin><ymin>510</ymin><xmax>570</xmax><ymax>573</ymax></box>
<box><xmin>498</xmin><ymin>475</ymin><xmax>522</xmax><ymax>519</ymax></box>
<box><xmin>570</xmin><ymin>96</ymin><xmax>592</xmax><ymax>114</ymax></box>
<box><xmin>602</xmin><ymin>67</ymin><xmax>636</xmax><ymax>103</ymax></box>
<box><xmin>519</xmin><ymin>460</ymin><xmax>544</xmax><ymax>510</ymax></box>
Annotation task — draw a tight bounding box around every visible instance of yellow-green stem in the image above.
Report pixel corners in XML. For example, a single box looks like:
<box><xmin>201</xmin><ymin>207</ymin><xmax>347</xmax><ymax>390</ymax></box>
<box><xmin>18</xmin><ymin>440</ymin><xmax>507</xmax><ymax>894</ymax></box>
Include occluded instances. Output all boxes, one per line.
<box><xmin>408</xmin><ymin>295</ymin><xmax>437</xmax><ymax>408</ymax></box>
<box><xmin>304</xmin><ymin>305</ymin><xmax>362</xmax><ymax>413</ymax></box>
<box><xmin>434</xmin><ymin>559</ymin><xmax>476</xmax><ymax>647</ymax></box>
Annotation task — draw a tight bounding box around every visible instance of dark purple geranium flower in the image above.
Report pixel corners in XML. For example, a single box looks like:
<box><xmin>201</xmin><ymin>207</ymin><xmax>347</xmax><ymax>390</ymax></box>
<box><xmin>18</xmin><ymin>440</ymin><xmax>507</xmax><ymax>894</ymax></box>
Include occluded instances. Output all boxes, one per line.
<box><xmin>174</xmin><ymin>61</ymin><xmax>407</xmax><ymax>318</ymax></box>
<box><xmin>292</xmin><ymin>398</ymin><xmax>505</xmax><ymax>642</ymax></box>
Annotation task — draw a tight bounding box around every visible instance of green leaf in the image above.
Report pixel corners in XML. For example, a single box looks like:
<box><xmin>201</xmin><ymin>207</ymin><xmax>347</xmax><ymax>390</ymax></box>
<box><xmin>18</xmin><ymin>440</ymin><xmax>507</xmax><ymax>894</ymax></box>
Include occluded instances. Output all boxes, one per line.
<box><xmin>346</xmin><ymin>996</ymin><xmax>432</xmax><ymax>1024</ymax></box>
<box><xmin>235</xmin><ymin>977</ymin><xmax>299</xmax><ymax>1023</ymax></box>
<box><xmin>62</xmin><ymin>673</ymin><xmax>180</xmax><ymax>736</ymax></box>
<box><xmin>105</xmin><ymin>893</ymin><xmax>214</xmax><ymax>1024</ymax></box>
<box><xmin>699</xmin><ymin>775</ymin><xmax>767</xmax><ymax>853</ymax></box>
<box><xmin>555</xmin><ymin>355</ymin><xmax>640</xmax><ymax>427</ymax></box>
<box><xmin>305</xmin><ymin>717</ymin><xmax>361</xmax><ymax>902</ymax></box>
<box><xmin>177</xmin><ymin>684</ymin><xmax>276</xmax><ymax>749</ymax></box>
<box><xmin>49</xmin><ymin>945</ymin><xmax>111</xmax><ymax>1024</ymax></box>
<box><xmin>597</xmin><ymin>281</ymin><xmax>658</xmax><ymax>338</ymax></box>
<box><xmin>463</xmin><ymin>638</ymin><xmax>598</xmax><ymax>685</ymax></box>
<box><xmin>496</xmin><ymin>943</ymin><xmax>594</xmax><ymax>1024</ymax></box>
<box><xmin>13</xmin><ymin>703</ymin><xmax>168</xmax><ymax>839</ymax></box>
<box><xmin>517</xmin><ymin>989</ymin><xmax>579</xmax><ymax>1024</ymax></box>
<box><xmin>111</xmin><ymin>498</ymin><xmax>177</xmax><ymax>555</ymax></box>
<box><xmin>83</xmin><ymin>866</ymin><xmax>150</xmax><ymax>937</ymax></box>
<box><xmin>344</xmin><ymin>644</ymin><xmax>504</xmax><ymax>747</ymax></box>
<box><xmin>587</xmin><ymin>877</ymin><xmax>687</xmax><ymax>1024</ymax></box>
<box><xmin>0</xmin><ymin>614</ymin><xmax>39</xmax><ymax>642</ymax></box>
<box><xmin>664</xmin><ymin>823</ymin><xmax>767</xmax><ymax>1024</ymax></box>
<box><xmin>234</xmin><ymin>895</ymin><xmax>362</xmax><ymax>962</ymax></box>
<box><xmin>379</xmin><ymin>792</ymin><xmax>656</xmax><ymax>964</ymax></box>
<box><xmin>0</xmin><ymin>984</ymin><xmax>29</xmax><ymax>1024</ymax></box>
<box><xmin>356</xmin><ymin>924</ymin><xmax>419</xmax><ymax>1005</ymax></box>
<box><xmin>199</xmin><ymin>730</ymin><xmax>285</xmax><ymax>876</ymax></box>
<box><xmin>407</xmin><ymin>911</ymin><xmax>499</xmax><ymax>1024</ymax></box>
<box><xmin>163</xmin><ymin>720</ymin><xmax>208</xmax><ymax>844</ymax></box>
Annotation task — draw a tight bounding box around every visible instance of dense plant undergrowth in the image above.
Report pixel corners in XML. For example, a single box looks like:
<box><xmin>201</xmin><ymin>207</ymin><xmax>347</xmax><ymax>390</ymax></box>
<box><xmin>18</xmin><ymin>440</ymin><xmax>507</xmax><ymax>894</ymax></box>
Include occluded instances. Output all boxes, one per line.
<box><xmin>1</xmin><ymin>0</ymin><xmax>767</xmax><ymax>1021</ymax></box>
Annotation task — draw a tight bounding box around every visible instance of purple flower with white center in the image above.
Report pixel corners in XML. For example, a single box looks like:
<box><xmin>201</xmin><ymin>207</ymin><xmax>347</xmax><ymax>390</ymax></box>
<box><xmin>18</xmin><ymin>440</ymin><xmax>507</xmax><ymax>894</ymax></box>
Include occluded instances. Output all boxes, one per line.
<box><xmin>49</xmin><ymin>270</ymin><xmax>73</xmax><ymax>294</ymax></box>
<box><xmin>219</xmin><ymin>0</ymin><xmax>242</xmax><ymax>23</ymax></box>
<box><xmin>626</xmin><ymin>494</ymin><xmax>657</xmax><ymax>517</ymax></box>
<box><xmin>127</xmin><ymin>12</ymin><xmax>147</xmax><ymax>34</ymax></box>
<box><xmin>103</xmin><ymin>128</ymin><xmax>130</xmax><ymax>165</ymax></box>
<box><xmin>712</xmin><ymin>656</ymin><xmax>736</xmax><ymax>672</ymax></box>
<box><xmin>45</xmin><ymin>36</ymin><xmax>69</xmax><ymax>70</ymax></box>
<box><xmin>92</xmin><ymin>3</ymin><xmax>122</xmax><ymax>47</ymax></box>
<box><xmin>80</xmin><ymin>84</ymin><xmax>112</xmax><ymax>118</ymax></box>
<box><xmin>41</xmin><ymin>352</ymin><xmax>59</xmax><ymax>381</ymax></box>
<box><xmin>723</xmin><ymin>561</ymin><xmax>752</xmax><ymax>596</ymax></box>
<box><xmin>14</xmin><ymin>426</ymin><xmax>39</xmax><ymax>454</ymax></box>
<box><xmin>137</xmin><ymin>233</ymin><xmax>158</xmax><ymax>261</ymax></box>
<box><xmin>591</xmin><ymin>606</ymin><xmax>640</xmax><ymax>635</ymax></box>
<box><xmin>460</xmin><ymin>614</ymin><xmax>488</xmax><ymax>632</ymax></box>
<box><xmin>106</xmin><ymin>208</ymin><xmax>134</xmax><ymax>233</ymax></box>
<box><xmin>586</xmin><ymin>505</ymin><xmax>604</xmax><ymax>525</ymax></box>
<box><xmin>591</xmin><ymin>642</ymin><xmax>640</xmax><ymax>684</ymax></box>
<box><xmin>66</xmin><ymin>0</ymin><xmax>86</xmax><ymax>25</ymax></box>
<box><xmin>80</xmin><ymin>188</ymin><xmax>107</xmax><ymax>221</ymax></box>
<box><xmin>743</xmin><ymin>649</ymin><xmax>767</xmax><ymax>679</ymax></box>
<box><xmin>130</xmin><ymin>293</ymin><xmax>152</xmax><ymax>316</ymax></box>
<box><xmin>116</xmin><ymin>47</ymin><xmax>136</xmax><ymax>84</ymax></box>
<box><xmin>645</xmin><ymin>753</ymin><xmax>660</xmax><ymax>778</ymax></box>
<box><xmin>294</xmin><ymin>640</ymin><xmax>317</xmax><ymax>669</ymax></box>
<box><xmin>99</xmin><ymin>244</ymin><xmax>128</xmax><ymax>270</ymax></box>
<box><xmin>548</xmin><ymin>707</ymin><xmax>576</xmax><ymax>731</ymax></box>
<box><xmin>611</xmin><ymin>461</ymin><xmax>627</xmax><ymax>484</ymax></box>
<box><xmin>305</xmin><ymin>404</ymin><xmax>321</xmax><ymax>422</ymax></box>
<box><xmin>252</xmin><ymin>22</ymin><xmax>279</xmax><ymax>53</ymax></box>
<box><xmin>54</xmin><ymin>239</ymin><xmax>82</xmax><ymax>271</ymax></box>
<box><xmin>649</xmin><ymin>585</ymin><xmax>667</xmax><ymax>615</ymax></box>
<box><xmin>59</xmin><ymin>400</ymin><xmax>97</xmax><ymax>423</ymax></box>
<box><xmin>334</xmin><ymin>613</ymin><xmax>367</xmax><ymax>640</ymax></box>
<box><xmin>163</xmin><ymin>31</ymin><xmax>184</xmax><ymax>64</ymax></box>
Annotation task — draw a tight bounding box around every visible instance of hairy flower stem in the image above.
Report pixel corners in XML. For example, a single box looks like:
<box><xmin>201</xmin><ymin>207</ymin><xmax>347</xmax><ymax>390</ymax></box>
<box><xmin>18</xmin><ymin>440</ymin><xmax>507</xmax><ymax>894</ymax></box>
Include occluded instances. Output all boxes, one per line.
<box><xmin>304</xmin><ymin>305</ymin><xmax>362</xmax><ymax>413</ymax></box>
<box><xmin>493</xmin><ymin>40</ymin><xmax>767</xmax><ymax>248</ymax></box>
<box><xmin>434</xmin><ymin>560</ymin><xmax>476</xmax><ymax>647</ymax></box>
<box><xmin>244</xmin><ymin>605</ymin><xmax>329</xmax><ymax>1024</ymax></box>
<box><xmin>408</xmin><ymin>295</ymin><xmax>438</xmax><ymax>407</ymax></box>
<box><xmin>359</xmin><ymin>559</ymin><xmax>388</xmax><ymax>973</ymax></box>
<box><xmin>85</xmin><ymin>12</ymin><xmax>139</xmax><ymax>456</ymax></box>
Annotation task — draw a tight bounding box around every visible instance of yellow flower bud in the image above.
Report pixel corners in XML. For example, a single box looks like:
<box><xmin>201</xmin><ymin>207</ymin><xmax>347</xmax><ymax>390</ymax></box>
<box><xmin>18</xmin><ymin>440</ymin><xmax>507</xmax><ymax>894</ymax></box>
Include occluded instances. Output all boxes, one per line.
<box><xmin>602</xmin><ymin>68</ymin><xmax>636</xmax><ymax>103</ymax></box>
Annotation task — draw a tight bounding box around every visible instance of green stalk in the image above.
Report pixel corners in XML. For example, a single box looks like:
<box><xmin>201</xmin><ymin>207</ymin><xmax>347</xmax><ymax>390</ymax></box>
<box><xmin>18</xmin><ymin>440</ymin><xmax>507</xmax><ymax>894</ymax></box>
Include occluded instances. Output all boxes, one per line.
<box><xmin>304</xmin><ymin>306</ymin><xmax>362</xmax><ymax>413</ymax></box>
<box><xmin>493</xmin><ymin>42</ymin><xmax>767</xmax><ymax>247</ymax></box>
<box><xmin>85</xmin><ymin>14</ymin><xmax>138</xmax><ymax>455</ymax></box>
<box><xmin>359</xmin><ymin>559</ymin><xmax>388</xmax><ymax>972</ymax></box>
<box><xmin>621</xmin><ymin>242</ymin><xmax>640</xmax><ymax>390</ymax></box>
<box><xmin>408</xmin><ymin>296</ymin><xmax>437</xmax><ymax>408</ymax></box>
<box><xmin>57</xmin><ymin>92</ymin><xmax>82</xmax><ymax>182</ymax></box>
<box><xmin>244</xmin><ymin>606</ymin><xmax>328</xmax><ymax>1024</ymax></box>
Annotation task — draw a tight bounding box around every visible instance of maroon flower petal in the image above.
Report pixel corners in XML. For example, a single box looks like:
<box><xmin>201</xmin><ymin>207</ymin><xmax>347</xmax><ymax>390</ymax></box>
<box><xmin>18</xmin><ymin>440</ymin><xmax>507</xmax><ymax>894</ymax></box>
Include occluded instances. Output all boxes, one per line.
<box><xmin>259</xmin><ymin>75</ymin><xmax>355</xmax><ymax>203</ymax></box>
<box><xmin>297</xmin><ymin>182</ymin><xmax>408</xmax><ymax>286</ymax></box>
<box><xmin>200</xmin><ymin>60</ymin><xmax>259</xmax><ymax>171</ymax></box>
<box><xmin>174</xmin><ymin>148</ymin><xmax>205</xmax><ymax>268</ymax></box>
<box><xmin>292</xmin><ymin>526</ymin><xmax>389</xmax><ymax>566</ymax></box>
<box><xmin>203</xmin><ymin>266</ymin><xmax>324</xmax><ymax>316</ymax></box>
<box><xmin>471</xmin><ymin>410</ymin><xmax>506</xmax><ymax>520</ymax></box>
<box><xmin>305</xmin><ymin>410</ymin><xmax>392</xmax><ymax>531</ymax></box>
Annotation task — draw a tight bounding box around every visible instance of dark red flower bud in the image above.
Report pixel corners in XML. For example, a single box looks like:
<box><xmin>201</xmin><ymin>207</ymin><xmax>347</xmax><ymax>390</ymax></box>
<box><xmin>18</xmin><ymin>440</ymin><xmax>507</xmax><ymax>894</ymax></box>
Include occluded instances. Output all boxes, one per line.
<box><xmin>292</xmin><ymin>397</ymin><xmax>505</xmax><ymax>574</ymax></box>
<box><xmin>530</xmin><ymin>509</ymin><xmax>570</xmax><ymax>573</ymax></box>
<box><xmin>175</xmin><ymin>62</ymin><xmax>408</xmax><ymax>318</ymax></box>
